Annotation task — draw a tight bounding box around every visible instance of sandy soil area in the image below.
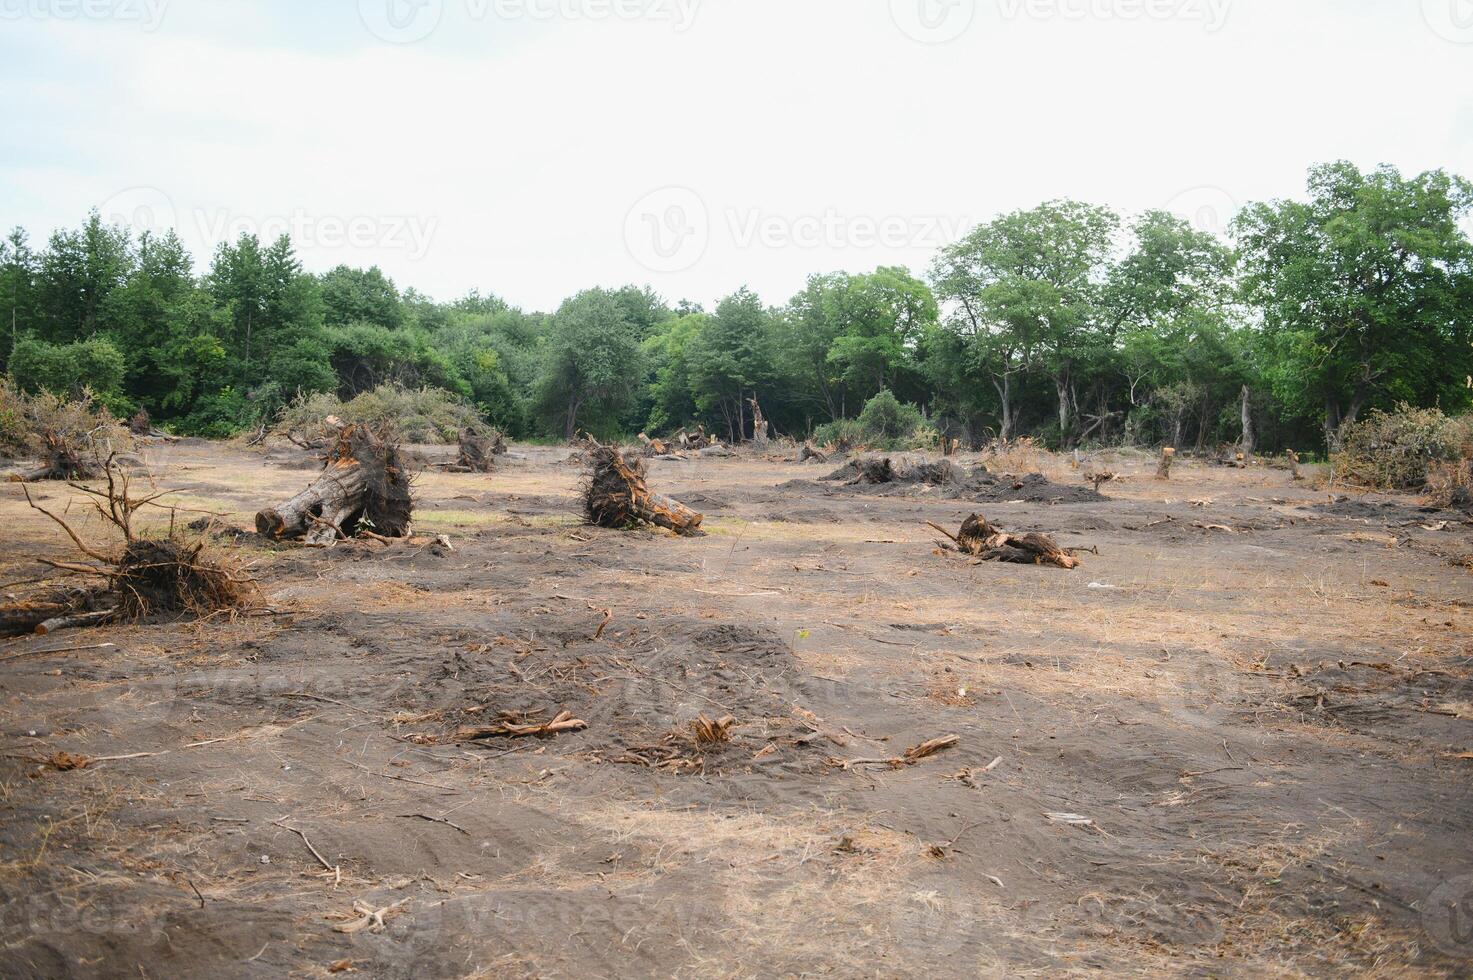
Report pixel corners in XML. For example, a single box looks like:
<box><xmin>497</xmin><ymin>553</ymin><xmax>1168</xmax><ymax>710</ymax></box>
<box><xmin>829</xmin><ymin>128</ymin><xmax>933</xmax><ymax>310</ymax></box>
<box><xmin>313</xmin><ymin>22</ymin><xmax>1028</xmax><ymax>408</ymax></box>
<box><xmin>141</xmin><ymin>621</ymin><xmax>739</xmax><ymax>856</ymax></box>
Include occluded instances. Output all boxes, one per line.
<box><xmin>1</xmin><ymin>440</ymin><xmax>1471</xmax><ymax>978</ymax></box>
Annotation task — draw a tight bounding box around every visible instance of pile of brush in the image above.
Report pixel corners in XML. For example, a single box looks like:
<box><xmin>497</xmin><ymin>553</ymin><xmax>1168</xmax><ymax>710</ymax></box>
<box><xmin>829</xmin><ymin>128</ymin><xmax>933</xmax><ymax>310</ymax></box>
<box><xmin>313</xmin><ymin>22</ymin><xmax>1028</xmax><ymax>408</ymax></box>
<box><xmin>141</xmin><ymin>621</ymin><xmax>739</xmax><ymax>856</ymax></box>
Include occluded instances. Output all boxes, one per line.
<box><xmin>2</xmin><ymin>461</ymin><xmax>254</xmax><ymax>637</ymax></box>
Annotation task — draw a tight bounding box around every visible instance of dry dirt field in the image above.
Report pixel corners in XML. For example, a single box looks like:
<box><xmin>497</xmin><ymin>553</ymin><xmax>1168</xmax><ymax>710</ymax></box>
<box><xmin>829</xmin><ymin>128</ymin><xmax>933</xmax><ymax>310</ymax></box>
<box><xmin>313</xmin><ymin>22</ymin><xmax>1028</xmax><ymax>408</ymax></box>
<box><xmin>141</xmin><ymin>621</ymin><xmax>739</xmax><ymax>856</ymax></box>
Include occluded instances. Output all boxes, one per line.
<box><xmin>1</xmin><ymin>440</ymin><xmax>1471</xmax><ymax>978</ymax></box>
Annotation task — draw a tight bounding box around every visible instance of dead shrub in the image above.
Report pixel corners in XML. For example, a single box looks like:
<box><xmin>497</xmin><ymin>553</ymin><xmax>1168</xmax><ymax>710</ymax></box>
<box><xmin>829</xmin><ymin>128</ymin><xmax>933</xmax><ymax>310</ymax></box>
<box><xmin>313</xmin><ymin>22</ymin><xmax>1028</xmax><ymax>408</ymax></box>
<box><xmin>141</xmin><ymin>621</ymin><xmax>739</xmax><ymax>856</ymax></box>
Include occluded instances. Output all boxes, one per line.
<box><xmin>0</xmin><ymin>380</ymin><xmax>130</xmax><ymax>476</ymax></box>
<box><xmin>1332</xmin><ymin>406</ymin><xmax>1472</xmax><ymax>491</ymax></box>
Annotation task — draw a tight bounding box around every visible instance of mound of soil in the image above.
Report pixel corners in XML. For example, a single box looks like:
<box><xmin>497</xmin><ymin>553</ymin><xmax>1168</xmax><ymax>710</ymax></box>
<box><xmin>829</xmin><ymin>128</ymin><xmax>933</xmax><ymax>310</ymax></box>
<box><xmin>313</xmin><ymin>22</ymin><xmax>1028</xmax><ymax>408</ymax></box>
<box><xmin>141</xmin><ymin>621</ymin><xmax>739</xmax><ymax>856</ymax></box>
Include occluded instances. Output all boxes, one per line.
<box><xmin>947</xmin><ymin>471</ymin><xmax>1106</xmax><ymax>505</ymax></box>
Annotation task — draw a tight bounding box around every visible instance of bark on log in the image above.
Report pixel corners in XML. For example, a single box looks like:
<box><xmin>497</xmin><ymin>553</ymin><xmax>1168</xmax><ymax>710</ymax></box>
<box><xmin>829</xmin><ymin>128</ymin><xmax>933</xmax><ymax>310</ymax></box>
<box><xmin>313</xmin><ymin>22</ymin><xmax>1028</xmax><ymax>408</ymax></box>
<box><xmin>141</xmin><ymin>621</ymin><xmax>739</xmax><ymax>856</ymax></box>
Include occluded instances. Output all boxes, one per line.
<box><xmin>256</xmin><ymin>461</ymin><xmax>368</xmax><ymax>544</ymax></box>
<box><xmin>0</xmin><ymin>599</ymin><xmax>76</xmax><ymax>638</ymax></box>
<box><xmin>256</xmin><ymin>424</ymin><xmax>412</xmax><ymax>545</ymax></box>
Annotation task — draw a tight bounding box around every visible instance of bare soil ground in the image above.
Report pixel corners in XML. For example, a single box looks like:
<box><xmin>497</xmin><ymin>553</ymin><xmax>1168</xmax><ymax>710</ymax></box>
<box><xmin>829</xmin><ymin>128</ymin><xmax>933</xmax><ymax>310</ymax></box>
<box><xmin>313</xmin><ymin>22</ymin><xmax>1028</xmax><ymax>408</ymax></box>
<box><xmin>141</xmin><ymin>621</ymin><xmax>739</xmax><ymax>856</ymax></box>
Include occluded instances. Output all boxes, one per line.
<box><xmin>1</xmin><ymin>441</ymin><xmax>1471</xmax><ymax>978</ymax></box>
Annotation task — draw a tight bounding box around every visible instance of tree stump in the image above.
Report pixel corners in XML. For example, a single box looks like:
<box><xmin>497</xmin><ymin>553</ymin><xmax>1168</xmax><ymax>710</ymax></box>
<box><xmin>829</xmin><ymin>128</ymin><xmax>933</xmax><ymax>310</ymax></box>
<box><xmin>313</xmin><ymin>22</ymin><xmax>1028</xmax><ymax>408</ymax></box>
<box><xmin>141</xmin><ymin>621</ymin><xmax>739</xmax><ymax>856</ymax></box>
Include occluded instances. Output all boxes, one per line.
<box><xmin>456</xmin><ymin>428</ymin><xmax>497</xmax><ymax>473</ymax></box>
<box><xmin>1156</xmin><ymin>447</ymin><xmax>1176</xmax><ymax>481</ymax></box>
<box><xmin>934</xmin><ymin>514</ymin><xmax>1081</xmax><ymax>569</ymax></box>
<box><xmin>256</xmin><ymin>425</ymin><xmax>413</xmax><ymax>545</ymax></box>
<box><xmin>584</xmin><ymin>443</ymin><xmax>703</xmax><ymax>535</ymax></box>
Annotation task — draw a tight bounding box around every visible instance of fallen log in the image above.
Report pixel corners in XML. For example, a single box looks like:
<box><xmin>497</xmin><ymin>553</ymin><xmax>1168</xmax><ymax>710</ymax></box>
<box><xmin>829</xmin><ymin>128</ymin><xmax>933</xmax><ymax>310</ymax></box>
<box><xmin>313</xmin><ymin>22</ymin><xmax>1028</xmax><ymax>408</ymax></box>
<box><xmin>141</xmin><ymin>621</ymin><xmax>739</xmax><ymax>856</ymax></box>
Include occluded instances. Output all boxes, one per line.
<box><xmin>930</xmin><ymin>514</ymin><xmax>1082</xmax><ymax>570</ymax></box>
<box><xmin>256</xmin><ymin>424</ymin><xmax>413</xmax><ymax>545</ymax></box>
<box><xmin>584</xmin><ymin>442</ymin><xmax>703</xmax><ymax>535</ymax></box>
<box><xmin>5</xmin><ymin>431</ymin><xmax>101</xmax><ymax>483</ymax></box>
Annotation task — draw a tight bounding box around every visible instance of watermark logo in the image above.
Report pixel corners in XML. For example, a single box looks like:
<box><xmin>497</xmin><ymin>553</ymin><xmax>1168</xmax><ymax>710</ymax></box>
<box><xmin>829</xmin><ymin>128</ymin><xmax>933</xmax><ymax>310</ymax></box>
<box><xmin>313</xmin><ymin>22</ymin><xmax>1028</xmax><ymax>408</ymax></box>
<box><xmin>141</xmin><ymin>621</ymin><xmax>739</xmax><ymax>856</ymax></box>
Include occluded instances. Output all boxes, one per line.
<box><xmin>98</xmin><ymin>185</ymin><xmax>179</xmax><ymax>242</ymax></box>
<box><xmin>625</xmin><ymin>187</ymin><xmax>710</xmax><ymax>274</ymax></box>
<box><xmin>359</xmin><ymin>0</ymin><xmax>445</xmax><ymax>43</ymax></box>
<box><xmin>891</xmin><ymin>0</ymin><xmax>977</xmax><ymax>43</ymax></box>
<box><xmin>192</xmin><ymin>208</ymin><xmax>439</xmax><ymax>261</ymax></box>
<box><xmin>1422</xmin><ymin>0</ymin><xmax>1473</xmax><ymax>44</ymax></box>
<box><xmin>0</xmin><ymin>0</ymin><xmax>170</xmax><ymax>31</ymax></box>
<box><xmin>1424</xmin><ymin>875</ymin><xmax>1473</xmax><ymax>957</ymax></box>
<box><xmin>360</xmin><ymin>0</ymin><xmax>699</xmax><ymax>42</ymax></box>
<box><xmin>996</xmin><ymin>0</ymin><xmax>1231</xmax><ymax>31</ymax></box>
<box><xmin>1163</xmin><ymin>185</ymin><xmax>1238</xmax><ymax>237</ymax></box>
<box><xmin>727</xmin><ymin>208</ymin><xmax>966</xmax><ymax>252</ymax></box>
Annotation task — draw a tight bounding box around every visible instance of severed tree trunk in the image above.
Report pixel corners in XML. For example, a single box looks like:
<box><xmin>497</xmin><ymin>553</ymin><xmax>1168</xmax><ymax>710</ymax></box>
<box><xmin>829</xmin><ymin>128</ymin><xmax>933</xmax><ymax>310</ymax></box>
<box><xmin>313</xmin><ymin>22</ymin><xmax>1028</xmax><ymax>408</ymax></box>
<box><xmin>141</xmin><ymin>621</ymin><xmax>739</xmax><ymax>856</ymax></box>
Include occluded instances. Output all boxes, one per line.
<box><xmin>1156</xmin><ymin>447</ymin><xmax>1176</xmax><ymax>481</ymax></box>
<box><xmin>585</xmin><ymin>443</ymin><xmax>703</xmax><ymax>535</ymax></box>
<box><xmin>257</xmin><ymin>425</ymin><xmax>413</xmax><ymax>546</ymax></box>
<box><xmin>1</xmin><ymin>598</ymin><xmax>79</xmax><ymax>638</ymax></box>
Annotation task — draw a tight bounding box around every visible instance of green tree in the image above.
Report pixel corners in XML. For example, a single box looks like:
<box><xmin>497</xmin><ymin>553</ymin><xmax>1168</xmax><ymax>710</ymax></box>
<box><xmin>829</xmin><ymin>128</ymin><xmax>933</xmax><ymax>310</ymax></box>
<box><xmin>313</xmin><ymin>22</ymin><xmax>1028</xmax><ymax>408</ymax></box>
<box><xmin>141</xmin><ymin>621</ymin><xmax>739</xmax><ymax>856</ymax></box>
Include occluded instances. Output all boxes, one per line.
<box><xmin>1235</xmin><ymin>161</ymin><xmax>1473</xmax><ymax>441</ymax></box>
<box><xmin>533</xmin><ymin>288</ymin><xmax>643</xmax><ymax>439</ymax></box>
<box><xmin>687</xmin><ymin>287</ymin><xmax>774</xmax><ymax>442</ymax></box>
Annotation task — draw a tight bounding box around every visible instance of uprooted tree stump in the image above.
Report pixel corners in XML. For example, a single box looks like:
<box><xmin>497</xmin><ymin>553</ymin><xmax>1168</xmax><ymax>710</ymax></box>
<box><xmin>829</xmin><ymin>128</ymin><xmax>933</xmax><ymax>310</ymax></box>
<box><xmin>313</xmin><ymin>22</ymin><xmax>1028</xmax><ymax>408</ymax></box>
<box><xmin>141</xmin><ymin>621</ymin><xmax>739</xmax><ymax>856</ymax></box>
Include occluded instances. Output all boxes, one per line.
<box><xmin>1</xmin><ymin>461</ymin><xmax>255</xmax><ymax>637</ymax></box>
<box><xmin>930</xmin><ymin>514</ymin><xmax>1083</xmax><ymax>569</ymax></box>
<box><xmin>452</xmin><ymin>427</ymin><xmax>504</xmax><ymax>473</ymax></box>
<box><xmin>584</xmin><ymin>442</ymin><xmax>703</xmax><ymax>535</ymax></box>
<box><xmin>256</xmin><ymin>424</ymin><xmax>413</xmax><ymax>546</ymax></box>
<box><xmin>6</xmin><ymin>430</ymin><xmax>102</xmax><ymax>484</ymax></box>
<box><xmin>796</xmin><ymin>443</ymin><xmax>828</xmax><ymax>464</ymax></box>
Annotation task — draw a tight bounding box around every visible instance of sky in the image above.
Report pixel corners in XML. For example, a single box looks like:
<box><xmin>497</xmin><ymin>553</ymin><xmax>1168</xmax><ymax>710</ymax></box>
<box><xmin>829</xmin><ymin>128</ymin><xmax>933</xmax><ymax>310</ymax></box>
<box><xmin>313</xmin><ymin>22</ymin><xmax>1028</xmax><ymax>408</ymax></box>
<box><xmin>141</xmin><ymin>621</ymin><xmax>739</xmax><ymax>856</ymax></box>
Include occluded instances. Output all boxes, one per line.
<box><xmin>2</xmin><ymin>0</ymin><xmax>1471</xmax><ymax>313</ymax></box>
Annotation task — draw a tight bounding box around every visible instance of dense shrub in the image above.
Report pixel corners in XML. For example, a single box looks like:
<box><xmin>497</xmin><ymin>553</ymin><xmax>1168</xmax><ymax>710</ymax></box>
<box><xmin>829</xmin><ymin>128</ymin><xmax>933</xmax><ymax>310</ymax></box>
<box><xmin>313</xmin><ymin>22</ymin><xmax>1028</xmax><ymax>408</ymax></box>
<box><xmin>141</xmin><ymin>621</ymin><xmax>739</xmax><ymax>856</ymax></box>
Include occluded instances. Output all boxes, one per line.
<box><xmin>1332</xmin><ymin>405</ymin><xmax>1473</xmax><ymax>489</ymax></box>
<box><xmin>0</xmin><ymin>379</ymin><xmax>131</xmax><ymax>461</ymax></box>
<box><xmin>9</xmin><ymin>336</ymin><xmax>131</xmax><ymax>416</ymax></box>
<box><xmin>814</xmin><ymin>391</ymin><xmax>937</xmax><ymax>452</ymax></box>
<box><xmin>277</xmin><ymin>384</ymin><xmax>493</xmax><ymax>445</ymax></box>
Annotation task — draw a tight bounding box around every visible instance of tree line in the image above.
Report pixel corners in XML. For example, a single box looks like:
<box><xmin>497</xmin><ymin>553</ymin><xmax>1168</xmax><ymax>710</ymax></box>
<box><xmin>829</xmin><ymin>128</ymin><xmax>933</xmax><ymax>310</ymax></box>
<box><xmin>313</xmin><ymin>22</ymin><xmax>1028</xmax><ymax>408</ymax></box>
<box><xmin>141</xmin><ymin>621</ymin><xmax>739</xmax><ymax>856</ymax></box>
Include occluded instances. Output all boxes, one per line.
<box><xmin>3</xmin><ymin>160</ymin><xmax>1470</xmax><ymax>451</ymax></box>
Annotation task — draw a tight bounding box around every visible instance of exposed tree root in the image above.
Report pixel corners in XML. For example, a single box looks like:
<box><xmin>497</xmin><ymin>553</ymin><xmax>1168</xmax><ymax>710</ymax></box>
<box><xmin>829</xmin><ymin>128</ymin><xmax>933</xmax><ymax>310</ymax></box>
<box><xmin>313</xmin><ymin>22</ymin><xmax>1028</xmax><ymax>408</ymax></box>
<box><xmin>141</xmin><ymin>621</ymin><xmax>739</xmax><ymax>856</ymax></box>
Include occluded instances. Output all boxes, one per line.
<box><xmin>930</xmin><ymin>514</ymin><xmax>1083</xmax><ymax>569</ymax></box>
<box><xmin>584</xmin><ymin>442</ymin><xmax>703</xmax><ymax>535</ymax></box>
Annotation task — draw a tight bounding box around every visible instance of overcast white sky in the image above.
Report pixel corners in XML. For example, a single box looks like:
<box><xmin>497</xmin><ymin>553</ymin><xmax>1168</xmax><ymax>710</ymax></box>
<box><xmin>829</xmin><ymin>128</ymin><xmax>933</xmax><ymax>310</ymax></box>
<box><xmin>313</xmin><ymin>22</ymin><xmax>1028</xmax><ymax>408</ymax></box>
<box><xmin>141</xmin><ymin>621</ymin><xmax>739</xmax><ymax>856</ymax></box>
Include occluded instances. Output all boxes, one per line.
<box><xmin>3</xmin><ymin>0</ymin><xmax>1471</xmax><ymax>312</ymax></box>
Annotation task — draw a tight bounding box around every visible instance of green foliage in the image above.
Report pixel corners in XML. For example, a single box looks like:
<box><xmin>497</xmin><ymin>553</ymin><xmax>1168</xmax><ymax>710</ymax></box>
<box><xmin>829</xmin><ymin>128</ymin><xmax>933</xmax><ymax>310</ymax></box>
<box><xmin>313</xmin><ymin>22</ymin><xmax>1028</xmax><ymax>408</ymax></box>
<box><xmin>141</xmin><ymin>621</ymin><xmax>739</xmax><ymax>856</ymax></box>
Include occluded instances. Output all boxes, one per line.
<box><xmin>9</xmin><ymin>335</ymin><xmax>130</xmax><ymax>415</ymax></box>
<box><xmin>278</xmin><ymin>384</ymin><xmax>491</xmax><ymax>445</ymax></box>
<box><xmin>1331</xmin><ymin>405</ymin><xmax>1473</xmax><ymax>489</ymax></box>
<box><xmin>533</xmin><ymin>288</ymin><xmax>646</xmax><ymax>439</ymax></box>
<box><xmin>814</xmin><ymin>390</ymin><xmax>936</xmax><ymax>451</ymax></box>
<box><xmin>4</xmin><ymin>161</ymin><xmax>1471</xmax><ymax>456</ymax></box>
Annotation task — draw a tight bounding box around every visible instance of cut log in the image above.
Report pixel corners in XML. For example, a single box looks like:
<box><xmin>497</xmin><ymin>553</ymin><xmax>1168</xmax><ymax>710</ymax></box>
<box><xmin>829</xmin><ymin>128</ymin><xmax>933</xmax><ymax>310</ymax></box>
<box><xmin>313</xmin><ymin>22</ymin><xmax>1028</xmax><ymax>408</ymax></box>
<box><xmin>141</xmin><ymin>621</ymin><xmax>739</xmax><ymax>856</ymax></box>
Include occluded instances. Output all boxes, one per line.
<box><xmin>0</xmin><ymin>598</ymin><xmax>78</xmax><ymax>638</ymax></box>
<box><xmin>256</xmin><ymin>424</ymin><xmax>413</xmax><ymax>545</ymax></box>
<box><xmin>585</xmin><ymin>443</ymin><xmax>703</xmax><ymax>535</ymax></box>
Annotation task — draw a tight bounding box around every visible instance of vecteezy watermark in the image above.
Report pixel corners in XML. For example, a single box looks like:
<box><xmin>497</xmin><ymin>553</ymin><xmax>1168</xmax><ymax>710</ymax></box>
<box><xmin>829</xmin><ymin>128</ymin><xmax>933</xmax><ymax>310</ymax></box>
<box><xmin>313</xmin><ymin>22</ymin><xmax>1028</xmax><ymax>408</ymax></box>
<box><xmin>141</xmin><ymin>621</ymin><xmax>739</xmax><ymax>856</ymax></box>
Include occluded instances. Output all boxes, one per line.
<box><xmin>1423</xmin><ymin>875</ymin><xmax>1473</xmax><ymax>957</ymax></box>
<box><xmin>0</xmin><ymin>0</ymin><xmax>169</xmax><ymax>30</ymax></box>
<box><xmin>624</xmin><ymin>186</ymin><xmax>710</xmax><ymax>274</ymax></box>
<box><xmin>996</xmin><ymin>0</ymin><xmax>1232</xmax><ymax>31</ymax></box>
<box><xmin>1163</xmin><ymin>185</ymin><xmax>1239</xmax><ymax>238</ymax></box>
<box><xmin>192</xmin><ymin>208</ymin><xmax>439</xmax><ymax>261</ymax></box>
<box><xmin>98</xmin><ymin>185</ymin><xmax>180</xmax><ymax>242</ymax></box>
<box><xmin>890</xmin><ymin>0</ymin><xmax>977</xmax><ymax>43</ymax></box>
<box><xmin>359</xmin><ymin>0</ymin><xmax>699</xmax><ymax>43</ymax></box>
<box><xmin>624</xmin><ymin>186</ymin><xmax>968</xmax><ymax>273</ymax></box>
<box><xmin>1421</xmin><ymin>0</ymin><xmax>1473</xmax><ymax>44</ymax></box>
<box><xmin>727</xmin><ymin>208</ymin><xmax>967</xmax><ymax>252</ymax></box>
